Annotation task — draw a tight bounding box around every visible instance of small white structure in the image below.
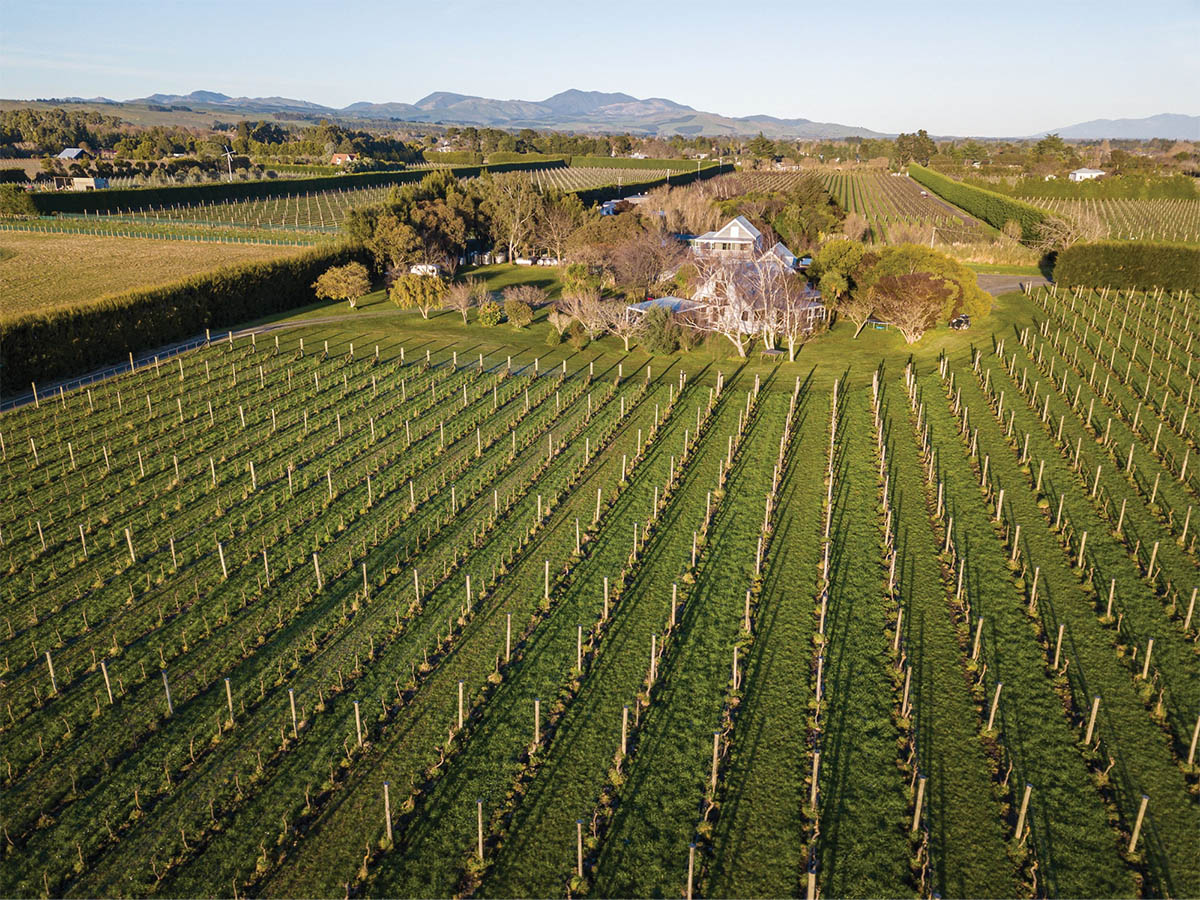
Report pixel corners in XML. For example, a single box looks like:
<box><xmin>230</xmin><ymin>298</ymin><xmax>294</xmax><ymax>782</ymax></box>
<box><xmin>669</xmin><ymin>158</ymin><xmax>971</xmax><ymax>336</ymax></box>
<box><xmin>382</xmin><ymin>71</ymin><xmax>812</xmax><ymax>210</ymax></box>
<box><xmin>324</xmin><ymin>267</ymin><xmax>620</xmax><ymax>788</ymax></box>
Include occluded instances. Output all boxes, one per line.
<box><xmin>1069</xmin><ymin>168</ymin><xmax>1105</xmax><ymax>182</ymax></box>
<box><xmin>627</xmin><ymin>297</ymin><xmax>702</xmax><ymax>318</ymax></box>
<box><xmin>410</xmin><ymin>263</ymin><xmax>441</xmax><ymax>277</ymax></box>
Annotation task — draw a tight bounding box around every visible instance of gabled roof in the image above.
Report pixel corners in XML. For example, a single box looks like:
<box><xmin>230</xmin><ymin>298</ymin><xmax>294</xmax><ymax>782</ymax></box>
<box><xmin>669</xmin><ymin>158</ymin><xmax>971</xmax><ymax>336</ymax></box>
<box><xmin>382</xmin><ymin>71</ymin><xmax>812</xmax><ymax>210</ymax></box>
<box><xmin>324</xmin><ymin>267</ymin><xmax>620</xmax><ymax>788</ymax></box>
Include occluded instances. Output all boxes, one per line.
<box><xmin>57</xmin><ymin>148</ymin><xmax>87</xmax><ymax>159</ymax></box>
<box><xmin>768</xmin><ymin>241</ymin><xmax>796</xmax><ymax>266</ymax></box>
<box><xmin>693</xmin><ymin>215</ymin><xmax>762</xmax><ymax>244</ymax></box>
<box><xmin>1070</xmin><ymin>167</ymin><xmax>1105</xmax><ymax>175</ymax></box>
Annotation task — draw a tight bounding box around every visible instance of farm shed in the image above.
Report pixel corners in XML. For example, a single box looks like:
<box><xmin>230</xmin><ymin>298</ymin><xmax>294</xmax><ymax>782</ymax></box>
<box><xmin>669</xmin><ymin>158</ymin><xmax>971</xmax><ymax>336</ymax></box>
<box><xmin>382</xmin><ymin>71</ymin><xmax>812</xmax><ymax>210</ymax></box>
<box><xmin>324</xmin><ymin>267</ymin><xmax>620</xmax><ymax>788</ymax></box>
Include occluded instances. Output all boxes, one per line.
<box><xmin>52</xmin><ymin>176</ymin><xmax>109</xmax><ymax>191</ymax></box>
<box><xmin>56</xmin><ymin>147</ymin><xmax>91</xmax><ymax>160</ymax></box>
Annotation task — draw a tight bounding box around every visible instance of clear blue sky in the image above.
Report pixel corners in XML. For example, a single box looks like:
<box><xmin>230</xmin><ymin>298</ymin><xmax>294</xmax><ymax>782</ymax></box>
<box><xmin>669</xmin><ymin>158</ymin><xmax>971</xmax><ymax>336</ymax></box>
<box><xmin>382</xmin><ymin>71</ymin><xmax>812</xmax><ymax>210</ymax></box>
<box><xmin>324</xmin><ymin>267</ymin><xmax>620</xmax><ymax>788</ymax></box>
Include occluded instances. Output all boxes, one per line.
<box><xmin>2</xmin><ymin>0</ymin><xmax>1196</xmax><ymax>136</ymax></box>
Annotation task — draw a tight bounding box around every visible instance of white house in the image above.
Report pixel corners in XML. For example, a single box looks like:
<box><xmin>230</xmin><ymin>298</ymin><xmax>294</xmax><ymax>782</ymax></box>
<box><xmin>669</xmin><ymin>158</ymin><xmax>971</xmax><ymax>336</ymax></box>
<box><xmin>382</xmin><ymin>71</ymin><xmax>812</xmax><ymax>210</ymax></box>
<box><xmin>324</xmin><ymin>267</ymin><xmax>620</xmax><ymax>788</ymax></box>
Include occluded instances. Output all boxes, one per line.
<box><xmin>1069</xmin><ymin>168</ymin><xmax>1105</xmax><ymax>182</ymax></box>
<box><xmin>686</xmin><ymin>216</ymin><xmax>824</xmax><ymax>334</ymax></box>
<box><xmin>690</xmin><ymin>215</ymin><xmax>765</xmax><ymax>257</ymax></box>
<box><xmin>410</xmin><ymin>263</ymin><xmax>441</xmax><ymax>277</ymax></box>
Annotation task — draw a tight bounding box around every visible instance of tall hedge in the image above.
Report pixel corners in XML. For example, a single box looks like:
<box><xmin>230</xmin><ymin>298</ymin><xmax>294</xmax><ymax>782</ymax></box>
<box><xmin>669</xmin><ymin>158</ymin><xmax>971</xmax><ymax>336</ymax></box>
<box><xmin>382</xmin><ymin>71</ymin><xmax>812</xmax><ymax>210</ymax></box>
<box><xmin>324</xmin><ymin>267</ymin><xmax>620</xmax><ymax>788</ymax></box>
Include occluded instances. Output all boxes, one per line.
<box><xmin>909</xmin><ymin>164</ymin><xmax>1050</xmax><ymax>240</ymax></box>
<box><xmin>485</xmin><ymin>152</ymin><xmax>568</xmax><ymax>166</ymax></box>
<box><xmin>571</xmin><ymin>156</ymin><xmax>715</xmax><ymax>172</ymax></box>
<box><xmin>572</xmin><ymin>163</ymin><xmax>734</xmax><ymax>205</ymax></box>
<box><xmin>1</xmin><ymin>243</ymin><xmax>366</xmax><ymax>395</ymax></box>
<box><xmin>420</xmin><ymin>150</ymin><xmax>484</xmax><ymax>166</ymax></box>
<box><xmin>1053</xmin><ymin>241</ymin><xmax>1200</xmax><ymax>292</ymax></box>
<box><xmin>25</xmin><ymin>160</ymin><xmax>567</xmax><ymax>215</ymax></box>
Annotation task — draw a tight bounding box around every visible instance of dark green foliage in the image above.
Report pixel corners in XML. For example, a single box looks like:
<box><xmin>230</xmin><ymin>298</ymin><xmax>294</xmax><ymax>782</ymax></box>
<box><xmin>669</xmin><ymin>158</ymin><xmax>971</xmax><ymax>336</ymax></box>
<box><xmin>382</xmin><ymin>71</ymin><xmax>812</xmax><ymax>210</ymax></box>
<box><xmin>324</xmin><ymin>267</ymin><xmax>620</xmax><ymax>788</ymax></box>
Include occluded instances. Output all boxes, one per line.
<box><xmin>571</xmin><ymin>164</ymin><xmax>732</xmax><ymax>206</ymax></box>
<box><xmin>0</xmin><ymin>184</ymin><xmax>37</xmax><ymax>216</ymax></box>
<box><xmin>21</xmin><ymin>161</ymin><xmax>566</xmax><ymax>215</ymax></box>
<box><xmin>1053</xmin><ymin>240</ymin><xmax>1200</xmax><ymax>291</ymax></box>
<box><xmin>567</xmin><ymin>320</ymin><xmax>588</xmax><ymax>350</ymax></box>
<box><xmin>485</xmin><ymin>152</ymin><xmax>568</xmax><ymax>166</ymax></box>
<box><xmin>1</xmin><ymin>243</ymin><xmax>365</xmax><ymax>394</ymax></box>
<box><xmin>570</xmin><ymin>156</ymin><xmax>716</xmax><ymax>171</ymax></box>
<box><xmin>477</xmin><ymin>299</ymin><xmax>503</xmax><ymax>327</ymax></box>
<box><xmin>893</xmin><ymin>129</ymin><xmax>937</xmax><ymax>165</ymax></box>
<box><xmin>638</xmin><ymin>306</ymin><xmax>680</xmax><ymax>354</ymax></box>
<box><xmin>971</xmin><ymin>173</ymin><xmax>1197</xmax><ymax>200</ymax></box>
<box><xmin>909</xmin><ymin>164</ymin><xmax>1049</xmax><ymax>240</ymax></box>
<box><xmin>503</xmin><ymin>298</ymin><xmax>533</xmax><ymax>329</ymax></box>
<box><xmin>420</xmin><ymin>150</ymin><xmax>484</xmax><ymax>166</ymax></box>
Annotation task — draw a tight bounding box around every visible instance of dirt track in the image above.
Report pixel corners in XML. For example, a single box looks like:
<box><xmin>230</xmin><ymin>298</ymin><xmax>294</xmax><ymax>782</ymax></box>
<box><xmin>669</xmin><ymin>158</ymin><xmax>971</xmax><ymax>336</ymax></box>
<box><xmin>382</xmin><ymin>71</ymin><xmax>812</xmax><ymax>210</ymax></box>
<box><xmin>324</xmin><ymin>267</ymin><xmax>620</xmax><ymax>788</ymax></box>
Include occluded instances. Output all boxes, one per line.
<box><xmin>976</xmin><ymin>273</ymin><xmax>1050</xmax><ymax>296</ymax></box>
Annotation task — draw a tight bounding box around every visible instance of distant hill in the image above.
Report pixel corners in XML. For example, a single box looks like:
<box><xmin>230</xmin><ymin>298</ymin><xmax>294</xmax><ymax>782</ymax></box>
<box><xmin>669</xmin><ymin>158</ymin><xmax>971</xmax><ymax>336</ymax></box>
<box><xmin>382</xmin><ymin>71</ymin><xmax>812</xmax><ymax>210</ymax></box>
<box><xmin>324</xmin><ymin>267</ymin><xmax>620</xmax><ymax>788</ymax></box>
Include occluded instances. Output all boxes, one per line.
<box><xmin>37</xmin><ymin>89</ymin><xmax>1197</xmax><ymax>141</ymax></box>
<box><xmin>121</xmin><ymin>88</ymin><xmax>886</xmax><ymax>138</ymax></box>
<box><xmin>1038</xmin><ymin>113</ymin><xmax>1200</xmax><ymax>140</ymax></box>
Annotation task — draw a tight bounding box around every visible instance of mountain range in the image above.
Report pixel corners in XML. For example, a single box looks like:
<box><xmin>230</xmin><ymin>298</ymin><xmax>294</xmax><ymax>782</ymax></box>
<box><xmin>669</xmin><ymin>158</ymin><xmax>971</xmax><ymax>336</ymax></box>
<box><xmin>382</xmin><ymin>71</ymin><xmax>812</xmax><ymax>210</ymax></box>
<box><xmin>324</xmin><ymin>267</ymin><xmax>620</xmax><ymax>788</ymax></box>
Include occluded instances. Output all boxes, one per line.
<box><xmin>51</xmin><ymin>89</ymin><xmax>1200</xmax><ymax>140</ymax></box>
<box><xmin>1033</xmin><ymin>113</ymin><xmax>1199</xmax><ymax>141</ymax></box>
<box><xmin>124</xmin><ymin>88</ymin><xmax>888</xmax><ymax>138</ymax></box>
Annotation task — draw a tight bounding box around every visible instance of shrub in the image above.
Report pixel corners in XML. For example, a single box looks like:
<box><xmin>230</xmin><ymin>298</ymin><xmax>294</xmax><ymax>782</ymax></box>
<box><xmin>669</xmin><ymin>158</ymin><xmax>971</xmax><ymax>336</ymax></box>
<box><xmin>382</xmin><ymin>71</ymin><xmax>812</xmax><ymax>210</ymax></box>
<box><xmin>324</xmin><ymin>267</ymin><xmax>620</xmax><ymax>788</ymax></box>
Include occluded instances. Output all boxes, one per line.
<box><xmin>677</xmin><ymin>320</ymin><xmax>704</xmax><ymax>352</ymax></box>
<box><xmin>567</xmin><ymin>320</ymin><xmax>589</xmax><ymax>350</ymax></box>
<box><xmin>1053</xmin><ymin>241</ymin><xmax>1200</xmax><ymax>292</ymax></box>
<box><xmin>477</xmin><ymin>299</ymin><xmax>503</xmax><ymax>327</ymax></box>
<box><xmin>502</xmin><ymin>283</ymin><xmax>548</xmax><ymax>309</ymax></box>
<box><xmin>0</xmin><ymin>184</ymin><xmax>37</xmax><ymax>216</ymax></box>
<box><xmin>639</xmin><ymin>306</ymin><xmax>680</xmax><ymax>354</ymax></box>
<box><xmin>909</xmin><ymin>164</ymin><xmax>1050</xmax><ymax>241</ymax></box>
<box><xmin>503</xmin><ymin>298</ymin><xmax>533</xmax><ymax>329</ymax></box>
<box><xmin>545</xmin><ymin>327</ymin><xmax>562</xmax><ymax>345</ymax></box>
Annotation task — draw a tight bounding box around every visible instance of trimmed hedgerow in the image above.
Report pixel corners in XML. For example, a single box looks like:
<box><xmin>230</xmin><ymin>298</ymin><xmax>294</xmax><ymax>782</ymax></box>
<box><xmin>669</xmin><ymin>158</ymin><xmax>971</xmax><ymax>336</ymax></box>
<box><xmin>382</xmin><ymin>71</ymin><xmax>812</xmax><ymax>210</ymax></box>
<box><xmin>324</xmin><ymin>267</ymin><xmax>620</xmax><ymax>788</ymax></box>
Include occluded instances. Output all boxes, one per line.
<box><xmin>1</xmin><ymin>243</ymin><xmax>366</xmax><ymax>394</ymax></box>
<box><xmin>909</xmin><ymin>164</ymin><xmax>1050</xmax><ymax>240</ymax></box>
<box><xmin>1053</xmin><ymin>240</ymin><xmax>1200</xmax><ymax>292</ymax></box>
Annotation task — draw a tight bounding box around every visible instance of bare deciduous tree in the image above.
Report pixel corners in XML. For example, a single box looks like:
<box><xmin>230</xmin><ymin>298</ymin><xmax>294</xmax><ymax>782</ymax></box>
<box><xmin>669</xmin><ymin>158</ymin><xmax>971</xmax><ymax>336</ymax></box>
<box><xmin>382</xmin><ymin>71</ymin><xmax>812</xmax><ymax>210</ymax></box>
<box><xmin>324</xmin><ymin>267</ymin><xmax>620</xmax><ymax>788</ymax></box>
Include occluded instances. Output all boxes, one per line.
<box><xmin>561</xmin><ymin>285</ymin><xmax>608</xmax><ymax>339</ymax></box>
<box><xmin>840</xmin><ymin>211</ymin><xmax>870</xmax><ymax>242</ymax></box>
<box><xmin>501</xmin><ymin>283</ymin><xmax>548</xmax><ymax>308</ymax></box>
<box><xmin>838</xmin><ymin>292</ymin><xmax>876</xmax><ymax>336</ymax></box>
<box><xmin>547</xmin><ymin>308</ymin><xmax>573</xmax><ymax>337</ymax></box>
<box><xmin>443</xmin><ymin>277</ymin><xmax>487</xmax><ymax>324</ymax></box>
<box><xmin>778</xmin><ymin>275</ymin><xmax>826</xmax><ymax>361</ymax></box>
<box><xmin>537</xmin><ymin>193</ymin><xmax>586</xmax><ymax>264</ymax></box>
<box><xmin>871</xmin><ymin>273</ymin><xmax>948</xmax><ymax>344</ymax></box>
<box><xmin>693</xmin><ymin>256</ymin><xmax>756</xmax><ymax>357</ymax></box>
<box><xmin>1033</xmin><ymin>210</ymin><xmax>1106</xmax><ymax>253</ymax></box>
<box><xmin>610</xmin><ymin>227</ymin><xmax>687</xmax><ymax>301</ymax></box>
<box><xmin>604</xmin><ymin>302</ymin><xmax>643</xmax><ymax>351</ymax></box>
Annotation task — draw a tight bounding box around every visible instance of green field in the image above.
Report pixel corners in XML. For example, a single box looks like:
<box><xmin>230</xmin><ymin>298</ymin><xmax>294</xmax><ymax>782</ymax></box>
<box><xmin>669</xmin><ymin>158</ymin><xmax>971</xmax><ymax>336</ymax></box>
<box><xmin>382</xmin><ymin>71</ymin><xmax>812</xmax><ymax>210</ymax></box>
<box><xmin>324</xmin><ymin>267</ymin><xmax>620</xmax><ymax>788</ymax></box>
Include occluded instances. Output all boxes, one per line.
<box><xmin>1</xmin><ymin>285</ymin><xmax>1196</xmax><ymax>898</ymax></box>
<box><xmin>0</xmin><ymin>231</ymin><xmax>309</xmax><ymax>323</ymax></box>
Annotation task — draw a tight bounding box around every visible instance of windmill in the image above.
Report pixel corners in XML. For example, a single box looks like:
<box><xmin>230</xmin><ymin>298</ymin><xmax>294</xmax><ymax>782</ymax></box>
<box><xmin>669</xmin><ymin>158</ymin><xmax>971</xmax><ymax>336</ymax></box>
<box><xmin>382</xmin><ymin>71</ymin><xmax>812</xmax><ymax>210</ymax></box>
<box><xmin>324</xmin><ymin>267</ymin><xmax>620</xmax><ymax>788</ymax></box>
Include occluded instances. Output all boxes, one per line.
<box><xmin>222</xmin><ymin>146</ymin><xmax>235</xmax><ymax>182</ymax></box>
